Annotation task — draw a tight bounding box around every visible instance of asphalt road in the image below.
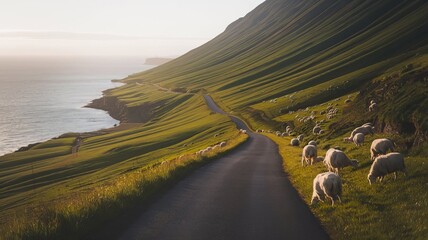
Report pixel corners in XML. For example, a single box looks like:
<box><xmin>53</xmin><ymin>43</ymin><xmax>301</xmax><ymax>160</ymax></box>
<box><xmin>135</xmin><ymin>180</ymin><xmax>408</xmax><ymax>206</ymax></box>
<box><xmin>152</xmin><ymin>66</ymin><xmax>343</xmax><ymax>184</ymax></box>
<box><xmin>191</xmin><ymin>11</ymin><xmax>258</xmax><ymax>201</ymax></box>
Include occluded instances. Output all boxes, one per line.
<box><xmin>117</xmin><ymin>95</ymin><xmax>329</xmax><ymax>240</ymax></box>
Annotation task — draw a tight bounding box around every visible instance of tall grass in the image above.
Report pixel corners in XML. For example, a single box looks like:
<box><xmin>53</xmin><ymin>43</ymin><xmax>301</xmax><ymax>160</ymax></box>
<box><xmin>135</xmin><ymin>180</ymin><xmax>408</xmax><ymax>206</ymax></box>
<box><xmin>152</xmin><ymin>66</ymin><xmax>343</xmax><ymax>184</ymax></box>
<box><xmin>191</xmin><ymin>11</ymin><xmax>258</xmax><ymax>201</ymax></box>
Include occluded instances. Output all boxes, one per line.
<box><xmin>1</xmin><ymin>133</ymin><xmax>248</xmax><ymax>240</ymax></box>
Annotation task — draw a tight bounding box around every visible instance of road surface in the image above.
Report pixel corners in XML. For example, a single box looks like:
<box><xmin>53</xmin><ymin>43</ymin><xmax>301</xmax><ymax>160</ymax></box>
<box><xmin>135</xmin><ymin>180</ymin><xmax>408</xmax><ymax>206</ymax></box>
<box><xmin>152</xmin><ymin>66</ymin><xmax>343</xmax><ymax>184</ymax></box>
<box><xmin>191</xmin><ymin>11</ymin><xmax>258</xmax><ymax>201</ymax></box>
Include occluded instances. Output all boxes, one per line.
<box><xmin>115</xmin><ymin>95</ymin><xmax>329</xmax><ymax>240</ymax></box>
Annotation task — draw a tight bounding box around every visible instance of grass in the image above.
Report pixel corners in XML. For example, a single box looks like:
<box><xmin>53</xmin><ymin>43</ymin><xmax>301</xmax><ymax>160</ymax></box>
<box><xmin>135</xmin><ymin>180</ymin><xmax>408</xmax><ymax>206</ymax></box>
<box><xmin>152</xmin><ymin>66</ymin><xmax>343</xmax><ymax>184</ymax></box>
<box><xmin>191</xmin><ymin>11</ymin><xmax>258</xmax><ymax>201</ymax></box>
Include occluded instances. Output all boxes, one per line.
<box><xmin>1</xmin><ymin>132</ymin><xmax>248</xmax><ymax>240</ymax></box>
<box><xmin>0</xmin><ymin>90</ymin><xmax>247</xmax><ymax>238</ymax></box>
<box><xmin>266</xmin><ymin>133</ymin><xmax>427</xmax><ymax>240</ymax></box>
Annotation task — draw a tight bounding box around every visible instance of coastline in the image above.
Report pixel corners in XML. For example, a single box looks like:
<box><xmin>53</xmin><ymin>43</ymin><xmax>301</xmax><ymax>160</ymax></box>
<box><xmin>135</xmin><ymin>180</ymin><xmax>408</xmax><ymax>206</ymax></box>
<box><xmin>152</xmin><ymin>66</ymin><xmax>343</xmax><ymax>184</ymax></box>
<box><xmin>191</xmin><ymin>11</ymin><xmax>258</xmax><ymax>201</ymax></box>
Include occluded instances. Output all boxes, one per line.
<box><xmin>1</xmin><ymin>83</ymin><xmax>124</xmax><ymax>157</ymax></box>
<box><xmin>0</xmin><ymin>58</ymin><xmax>155</xmax><ymax>158</ymax></box>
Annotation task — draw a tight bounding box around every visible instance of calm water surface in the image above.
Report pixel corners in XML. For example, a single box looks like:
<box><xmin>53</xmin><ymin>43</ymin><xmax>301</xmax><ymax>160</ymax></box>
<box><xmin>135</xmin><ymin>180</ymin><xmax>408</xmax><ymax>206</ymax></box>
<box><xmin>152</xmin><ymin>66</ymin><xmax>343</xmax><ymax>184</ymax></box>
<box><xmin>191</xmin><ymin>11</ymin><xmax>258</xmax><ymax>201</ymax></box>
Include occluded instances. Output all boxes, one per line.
<box><xmin>0</xmin><ymin>56</ymin><xmax>153</xmax><ymax>156</ymax></box>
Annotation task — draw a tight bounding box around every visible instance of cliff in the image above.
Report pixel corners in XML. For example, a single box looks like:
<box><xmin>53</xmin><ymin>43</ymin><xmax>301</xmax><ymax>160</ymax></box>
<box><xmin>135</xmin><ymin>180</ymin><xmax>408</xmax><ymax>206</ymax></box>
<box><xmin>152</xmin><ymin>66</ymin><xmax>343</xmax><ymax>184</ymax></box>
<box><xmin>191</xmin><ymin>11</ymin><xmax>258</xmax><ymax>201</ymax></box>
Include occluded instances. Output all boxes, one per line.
<box><xmin>86</xmin><ymin>95</ymin><xmax>157</xmax><ymax>123</ymax></box>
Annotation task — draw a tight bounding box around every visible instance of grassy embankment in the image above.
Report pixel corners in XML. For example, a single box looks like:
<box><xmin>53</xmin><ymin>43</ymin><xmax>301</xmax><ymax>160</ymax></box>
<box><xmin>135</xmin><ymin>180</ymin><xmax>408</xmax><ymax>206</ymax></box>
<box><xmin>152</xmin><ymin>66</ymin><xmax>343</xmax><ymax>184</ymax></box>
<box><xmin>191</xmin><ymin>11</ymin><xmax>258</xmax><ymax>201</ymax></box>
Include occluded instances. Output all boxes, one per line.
<box><xmin>0</xmin><ymin>83</ymin><xmax>248</xmax><ymax>239</ymax></box>
<box><xmin>242</xmin><ymin>57</ymin><xmax>428</xmax><ymax>239</ymax></box>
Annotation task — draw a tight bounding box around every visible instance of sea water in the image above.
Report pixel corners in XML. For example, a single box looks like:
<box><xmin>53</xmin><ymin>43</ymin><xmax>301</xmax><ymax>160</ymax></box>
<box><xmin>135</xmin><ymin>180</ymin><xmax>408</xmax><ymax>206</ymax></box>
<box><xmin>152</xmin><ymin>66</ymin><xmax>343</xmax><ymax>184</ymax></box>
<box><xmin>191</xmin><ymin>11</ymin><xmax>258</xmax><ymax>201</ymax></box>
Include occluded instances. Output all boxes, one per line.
<box><xmin>0</xmin><ymin>56</ymin><xmax>153</xmax><ymax>156</ymax></box>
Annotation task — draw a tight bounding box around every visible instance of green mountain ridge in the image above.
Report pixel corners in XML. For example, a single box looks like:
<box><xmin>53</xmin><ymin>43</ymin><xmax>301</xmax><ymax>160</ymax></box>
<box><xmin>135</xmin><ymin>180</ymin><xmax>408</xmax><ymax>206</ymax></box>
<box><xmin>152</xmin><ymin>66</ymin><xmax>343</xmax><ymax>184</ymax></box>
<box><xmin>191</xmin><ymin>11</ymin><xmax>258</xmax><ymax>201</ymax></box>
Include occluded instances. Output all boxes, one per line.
<box><xmin>123</xmin><ymin>0</ymin><xmax>428</xmax><ymax>140</ymax></box>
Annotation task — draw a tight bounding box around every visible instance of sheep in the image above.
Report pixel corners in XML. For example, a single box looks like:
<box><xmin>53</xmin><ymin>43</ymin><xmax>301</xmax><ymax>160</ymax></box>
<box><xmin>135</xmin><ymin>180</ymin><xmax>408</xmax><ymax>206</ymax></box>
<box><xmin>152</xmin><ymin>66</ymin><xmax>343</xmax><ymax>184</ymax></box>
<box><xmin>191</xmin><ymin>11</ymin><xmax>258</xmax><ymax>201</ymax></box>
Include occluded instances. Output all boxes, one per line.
<box><xmin>370</xmin><ymin>138</ymin><xmax>395</xmax><ymax>160</ymax></box>
<box><xmin>290</xmin><ymin>138</ymin><xmax>300</xmax><ymax>146</ymax></box>
<box><xmin>281</xmin><ymin>132</ymin><xmax>288</xmax><ymax>137</ymax></box>
<box><xmin>311</xmin><ymin>172</ymin><xmax>342</xmax><ymax>206</ymax></box>
<box><xmin>344</xmin><ymin>125</ymin><xmax>374</xmax><ymax>142</ymax></box>
<box><xmin>256</xmin><ymin>129</ymin><xmax>262</xmax><ymax>133</ymax></box>
<box><xmin>368</xmin><ymin>152</ymin><xmax>406</xmax><ymax>184</ymax></box>
<box><xmin>353</xmin><ymin>133</ymin><xmax>364</xmax><ymax>146</ymax></box>
<box><xmin>319</xmin><ymin>129</ymin><xmax>325</xmax><ymax>135</ymax></box>
<box><xmin>362</xmin><ymin>122</ymin><xmax>373</xmax><ymax>127</ymax></box>
<box><xmin>308</xmin><ymin>140</ymin><xmax>317</xmax><ymax>146</ymax></box>
<box><xmin>313</xmin><ymin>125</ymin><xmax>321</xmax><ymax>135</ymax></box>
<box><xmin>297</xmin><ymin>134</ymin><xmax>305</xmax><ymax>142</ymax></box>
<box><xmin>302</xmin><ymin>145</ymin><xmax>318</xmax><ymax>166</ymax></box>
<box><xmin>219</xmin><ymin>141</ymin><xmax>227</xmax><ymax>147</ymax></box>
<box><xmin>324</xmin><ymin>148</ymin><xmax>359</xmax><ymax>175</ymax></box>
<box><xmin>276</xmin><ymin>131</ymin><xmax>281</xmax><ymax>136</ymax></box>
<box><xmin>239</xmin><ymin>129</ymin><xmax>247</xmax><ymax>134</ymax></box>
<box><xmin>369</xmin><ymin>102</ymin><xmax>377</xmax><ymax>112</ymax></box>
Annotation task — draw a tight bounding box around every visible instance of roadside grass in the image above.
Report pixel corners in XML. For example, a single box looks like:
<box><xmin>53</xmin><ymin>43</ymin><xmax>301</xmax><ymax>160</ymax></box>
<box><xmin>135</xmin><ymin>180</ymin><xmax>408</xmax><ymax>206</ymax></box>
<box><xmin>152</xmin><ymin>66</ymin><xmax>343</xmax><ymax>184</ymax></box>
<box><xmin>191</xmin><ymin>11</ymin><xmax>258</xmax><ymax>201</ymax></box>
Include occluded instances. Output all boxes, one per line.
<box><xmin>0</xmin><ymin>92</ymin><xmax>244</xmax><ymax>238</ymax></box>
<box><xmin>267</xmin><ymin>133</ymin><xmax>427</xmax><ymax>240</ymax></box>
<box><xmin>1</xmin><ymin>132</ymin><xmax>248</xmax><ymax>240</ymax></box>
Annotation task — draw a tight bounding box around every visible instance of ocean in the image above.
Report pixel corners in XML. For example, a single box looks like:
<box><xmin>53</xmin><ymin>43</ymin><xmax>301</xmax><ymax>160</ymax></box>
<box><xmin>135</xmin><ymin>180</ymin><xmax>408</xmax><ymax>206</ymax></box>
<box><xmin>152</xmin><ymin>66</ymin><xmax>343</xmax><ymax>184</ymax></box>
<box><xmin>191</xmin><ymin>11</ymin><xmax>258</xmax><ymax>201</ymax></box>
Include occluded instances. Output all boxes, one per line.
<box><xmin>0</xmin><ymin>56</ymin><xmax>153</xmax><ymax>156</ymax></box>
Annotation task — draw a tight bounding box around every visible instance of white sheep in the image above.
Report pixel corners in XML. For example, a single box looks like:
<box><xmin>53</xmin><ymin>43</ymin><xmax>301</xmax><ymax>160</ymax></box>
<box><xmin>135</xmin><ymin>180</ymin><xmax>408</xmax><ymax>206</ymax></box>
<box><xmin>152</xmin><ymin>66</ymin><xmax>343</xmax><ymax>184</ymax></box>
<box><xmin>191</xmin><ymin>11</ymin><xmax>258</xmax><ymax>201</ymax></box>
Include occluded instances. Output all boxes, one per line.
<box><xmin>219</xmin><ymin>141</ymin><xmax>227</xmax><ymax>147</ymax></box>
<box><xmin>311</xmin><ymin>172</ymin><xmax>342</xmax><ymax>206</ymax></box>
<box><xmin>369</xmin><ymin>102</ymin><xmax>377</xmax><ymax>112</ymax></box>
<box><xmin>370</xmin><ymin>138</ymin><xmax>395</xmax><ymax>160</ymax></box>
<box><xmin>368</xmin><ymin>152</ymin><xmax>406</xmax><ymax>184</ymax></box>
<box><xmin>353</xmin><ymin>133</ymin><xmax>364</xmax><ymax>146</ymax></box>
<box><xmin>344</xmin><ymin>125</ymin><xmax>374</xmax><ymax>142</ymax></box>
<box><xmin>281</xmin><ymin>132</ymin><xmax>288</xmax><ymax>137</ymax></box>
<box><xmin>324</xmin><ymin>148</ymin><xmax>359</xmax><ymax>175</ymax></box>
<box><xmin>290</xmin><ymin>138</ymin><xmax>300</xmax><ymax>146</ymax></box>
<box><xmin>239</xmin><ymin>129</ymin><xmax>247</xmax><ymax>134</ymax></box>
<box><xmin>308</xmin><ymin>140</ymin><xmax>317</xmax><ymax>146</ymax></box>
<box><xmin>313</xmin><ymin>125</ymin><xmax>321</xmax><ymax>135</ymax></box>
<box><xmin>361</xmin><ymin>122</ymin><xmax>373</xmax><ymax>127</ymax></box>
<box><xmin>276</xmin><ymin>131</ymin><xmax>281</xmax><ymax>136</ymax></box>
<box><xmin>297</xmin><ymin>134</ymin><xmax>305</xmax><ymax>142</ymax></box>
<box><xmin>301</xmin><ymin>145</ymin><xmax>318</xmax><ymax>166</ymax></box>
<box><xmin>318</xmin><ymin>129</ymin><xmax>325</xmax><ymax>135</ymax></box>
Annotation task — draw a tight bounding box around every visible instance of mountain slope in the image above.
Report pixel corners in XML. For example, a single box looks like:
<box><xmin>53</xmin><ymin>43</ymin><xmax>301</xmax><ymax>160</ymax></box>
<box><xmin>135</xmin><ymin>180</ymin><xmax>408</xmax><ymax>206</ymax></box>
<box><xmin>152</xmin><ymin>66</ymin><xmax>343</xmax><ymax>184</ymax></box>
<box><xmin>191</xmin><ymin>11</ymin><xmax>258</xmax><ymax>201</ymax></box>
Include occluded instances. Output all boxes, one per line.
<box><xmin>125</xmin><ymin>0</ymin><xmax>428</xmax><ymax>111</ymax></box>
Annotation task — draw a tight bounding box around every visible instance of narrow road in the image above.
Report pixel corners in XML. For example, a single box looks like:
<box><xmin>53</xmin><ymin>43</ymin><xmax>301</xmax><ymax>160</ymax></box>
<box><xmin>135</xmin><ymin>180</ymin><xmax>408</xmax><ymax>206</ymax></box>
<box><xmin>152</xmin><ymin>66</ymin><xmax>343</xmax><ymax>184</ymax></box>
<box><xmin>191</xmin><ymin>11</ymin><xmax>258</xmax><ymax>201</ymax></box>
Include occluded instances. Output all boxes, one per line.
<box><xmin>117</xmin><ymin>95</ymin><xmax>329</xmax><ymax>240</ymax></box>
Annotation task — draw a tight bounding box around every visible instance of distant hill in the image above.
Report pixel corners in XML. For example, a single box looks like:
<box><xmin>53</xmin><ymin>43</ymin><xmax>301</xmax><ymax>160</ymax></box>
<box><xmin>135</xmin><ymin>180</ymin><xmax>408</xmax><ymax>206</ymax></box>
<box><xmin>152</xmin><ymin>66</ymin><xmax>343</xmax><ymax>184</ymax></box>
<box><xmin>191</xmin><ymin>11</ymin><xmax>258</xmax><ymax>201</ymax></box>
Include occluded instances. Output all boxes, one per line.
<box><xmin>144</xmin><ymin>58</ymin><xmax>173</xmax><ymax>66</ymax></box>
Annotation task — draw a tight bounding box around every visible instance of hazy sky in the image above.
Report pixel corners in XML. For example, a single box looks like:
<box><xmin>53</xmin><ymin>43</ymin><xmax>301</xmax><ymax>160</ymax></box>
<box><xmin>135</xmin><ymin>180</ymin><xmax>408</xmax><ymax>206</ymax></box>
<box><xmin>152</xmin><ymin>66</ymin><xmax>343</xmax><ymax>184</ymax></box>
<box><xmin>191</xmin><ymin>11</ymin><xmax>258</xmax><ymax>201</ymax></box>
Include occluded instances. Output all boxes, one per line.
<box><xmin>0</xmin><ymin>0</ymin><xmax>265</xmax><ymax>57</ymax></box>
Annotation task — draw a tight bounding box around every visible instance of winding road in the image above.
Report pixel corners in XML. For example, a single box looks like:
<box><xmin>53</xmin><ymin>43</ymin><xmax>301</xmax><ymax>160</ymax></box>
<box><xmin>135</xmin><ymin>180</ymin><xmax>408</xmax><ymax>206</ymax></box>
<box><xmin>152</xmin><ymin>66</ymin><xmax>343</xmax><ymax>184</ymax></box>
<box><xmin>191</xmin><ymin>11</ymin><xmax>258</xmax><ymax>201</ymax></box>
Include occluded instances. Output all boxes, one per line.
<box><xmin>114</xmin><ymin>95</ymin><xmax>329</xmax><ymax>240</ymax></box>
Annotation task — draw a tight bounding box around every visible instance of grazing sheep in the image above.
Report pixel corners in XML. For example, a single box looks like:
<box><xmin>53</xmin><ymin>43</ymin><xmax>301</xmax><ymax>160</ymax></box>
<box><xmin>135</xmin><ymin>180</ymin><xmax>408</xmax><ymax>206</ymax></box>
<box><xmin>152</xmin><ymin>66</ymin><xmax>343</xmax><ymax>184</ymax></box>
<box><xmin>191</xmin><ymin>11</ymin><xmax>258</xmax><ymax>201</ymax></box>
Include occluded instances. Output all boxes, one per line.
<box><xmin>219</xmin><ymin>141</ymin><xmax>227</xmax><ymax>147</ymax></box>
<box><xmin>297</xmin><ymin>134</ymin><xmax>305</xmax><ymax>142</ymax></box>
<box><xmin>290</xmin><ymin>138</ymin><xmax>300</xmax><ymax>146</ymax></box>
<box><xmin>369</xmin><ymin>102</ymin><xmax>377</xmax><ymax>112</ymax></box>
<box><xmin>344</xmin><ymin>125</ymin><xmax>374</xmax><ymax>142</ymax></box>
<box><xmin>370</xmin><ymin>138</ymin><xmax>395</xmax><ymax>160</ymax></box>
<box><xmin>313</xmin><ymin>125</ymin><xmax>321</xmax><ymax>135</ymax></box>
<box><xmin>256</xmin><ymin>129</ymin><xmax>262</xmax><ymax>133</ymax></box>
<box><xmin>353</xmin><ymin>133</ymin><xmax>364</xmax><ymax>146</ymax></box>
<box><xmin>368</xmin><ymin>152</ymin><xmax>406</xmax><ymax>184</ymax></box>
<box><xmin>362</xmin><ymin>122</ymin><xmax>373</xmax><ymax>127</ymax></box>
<box><xmin>311</xmin><ymin>172</ymin><xmax>342</xmax><ymax>206</ymax></box>
<box><xmin>240</xmin><ymin>129</ymin><xmax>247</xmax><ymax>134</ymax></box>
<box><xmin>276</xmin><ymin>131</ymin><xmax>281</xmax><ymax>136</ymax></box>
<box><xmin>318</xmin><ymin>129</ymin><xmax>325</xmax><ymax>135</ymax></box>
<box><xmin>324</xmin><ymin>148</ymin><xmax>359</xmax><ymax>175</ymax></box>
<box><xmin>302</xmin><ymin>145</ymin><xmax>318</xmax><ymax>166</ymax></box>
<box><xmin>281</xmin><ymin>132</ymin><xmax>288</xmax><ymax>137</ymax></box>
<box><xmin>308</xmin><ymin>140</ymin><xmax>317</xmax><ymax>147</ymax></box>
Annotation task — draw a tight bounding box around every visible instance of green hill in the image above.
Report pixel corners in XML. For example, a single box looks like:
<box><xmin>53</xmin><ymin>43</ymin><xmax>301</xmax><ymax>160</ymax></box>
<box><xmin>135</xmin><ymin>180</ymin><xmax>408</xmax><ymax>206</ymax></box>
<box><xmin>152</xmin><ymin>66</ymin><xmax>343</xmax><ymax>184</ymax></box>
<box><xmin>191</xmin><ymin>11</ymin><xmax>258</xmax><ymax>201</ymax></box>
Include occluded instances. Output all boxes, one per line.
<box><xmin>125</xmin><ymin>0</ymin><xmax>428</xmax><ymax>139</ymax></box>
<box><xmin>1</xmin><ymin>0</ymin><xmax>427</xmax><ymax>239</ymax></box>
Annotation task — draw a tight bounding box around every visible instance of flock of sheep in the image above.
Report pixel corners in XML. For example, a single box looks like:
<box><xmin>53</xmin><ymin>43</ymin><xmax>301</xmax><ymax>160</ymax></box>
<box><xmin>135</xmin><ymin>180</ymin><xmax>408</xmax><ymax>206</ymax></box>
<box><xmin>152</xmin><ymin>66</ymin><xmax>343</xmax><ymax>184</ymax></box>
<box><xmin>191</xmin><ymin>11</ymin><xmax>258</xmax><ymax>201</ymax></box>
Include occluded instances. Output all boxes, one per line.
<box><xmin>303</xmin><ymin>122</ymin><xmax>406</xmax><ymax>206</ymax></box>
<box><xmin>259</xmin><ymin>114</ymin><xmax>407</xmax><ymax>206</ymax></box>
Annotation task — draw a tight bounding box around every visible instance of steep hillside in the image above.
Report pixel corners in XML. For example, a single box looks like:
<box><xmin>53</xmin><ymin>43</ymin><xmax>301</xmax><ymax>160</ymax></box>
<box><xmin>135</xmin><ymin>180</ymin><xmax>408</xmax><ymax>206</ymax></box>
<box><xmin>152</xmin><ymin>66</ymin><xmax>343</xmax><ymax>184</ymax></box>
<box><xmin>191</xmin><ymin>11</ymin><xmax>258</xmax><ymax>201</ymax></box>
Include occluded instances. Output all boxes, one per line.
<box><xmin>124</xmin><ymin>0</ymin><xmax>428</xmax><ymax>143</ymax></box>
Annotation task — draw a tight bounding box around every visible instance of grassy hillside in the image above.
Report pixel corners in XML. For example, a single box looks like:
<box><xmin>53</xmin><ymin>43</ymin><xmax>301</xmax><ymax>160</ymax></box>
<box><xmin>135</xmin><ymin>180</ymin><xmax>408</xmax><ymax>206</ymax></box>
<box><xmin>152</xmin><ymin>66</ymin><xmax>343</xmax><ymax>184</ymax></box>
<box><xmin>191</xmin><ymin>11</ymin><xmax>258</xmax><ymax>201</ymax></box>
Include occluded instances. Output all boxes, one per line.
<box><xmin>1</xmin><ymin>0</ymin><xmax>427</xmax><ymax>239</ymax></box>
<box><xmin>0</xmin><ymin>87</ymin><xmax>248</xmax><ymax>238</ymax></box>
<box><xmin>115</xmin><ymin>0</ymin><xmax>427</xmax><ymax>239</ymax></box>
<box><xmin>125</xmin><ymin>0</ymin><xmax>428</xmax><ymax>109</ymax></box>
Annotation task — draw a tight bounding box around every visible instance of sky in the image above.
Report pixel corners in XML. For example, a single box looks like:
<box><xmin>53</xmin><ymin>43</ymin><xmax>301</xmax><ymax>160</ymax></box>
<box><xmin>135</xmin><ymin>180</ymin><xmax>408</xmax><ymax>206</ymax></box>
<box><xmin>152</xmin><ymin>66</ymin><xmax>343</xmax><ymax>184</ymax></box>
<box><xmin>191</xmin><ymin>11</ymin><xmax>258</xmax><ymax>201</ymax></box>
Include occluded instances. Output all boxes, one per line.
<box><xmin>0</xmin><ymin>0</ymin><xmax>265</xmax><ymax>57</ymax></box>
